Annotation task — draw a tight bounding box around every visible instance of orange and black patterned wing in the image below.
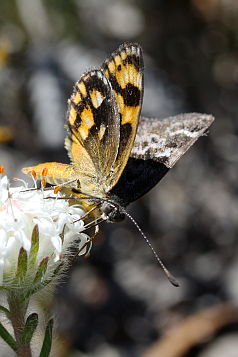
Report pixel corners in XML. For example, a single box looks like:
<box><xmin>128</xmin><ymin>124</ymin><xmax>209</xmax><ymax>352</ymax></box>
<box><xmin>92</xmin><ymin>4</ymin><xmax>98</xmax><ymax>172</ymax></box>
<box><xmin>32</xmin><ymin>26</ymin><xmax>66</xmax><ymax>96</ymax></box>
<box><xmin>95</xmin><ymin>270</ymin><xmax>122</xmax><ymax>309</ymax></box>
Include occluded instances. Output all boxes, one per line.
<box><xmin>23</xmin><ymin>43</ymin><xmax>144</xmax><ymax>197</ymax></box>
<box><xmin>102</xmin><ymin>42</ymin><xmax>144</xmax><ymax>189</ymax></box>
<box><xmin>65</xmin><ymin>69</ymin><xmax>120</xmax><ymax>196</ymax></box>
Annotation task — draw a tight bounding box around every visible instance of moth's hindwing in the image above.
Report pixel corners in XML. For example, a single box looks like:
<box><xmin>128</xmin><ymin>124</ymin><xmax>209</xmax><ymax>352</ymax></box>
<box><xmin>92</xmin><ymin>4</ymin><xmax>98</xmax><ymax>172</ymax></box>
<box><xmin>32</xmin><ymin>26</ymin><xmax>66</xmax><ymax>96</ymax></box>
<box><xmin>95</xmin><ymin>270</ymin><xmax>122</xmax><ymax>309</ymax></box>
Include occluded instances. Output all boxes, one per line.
<box><xmin>111</xmin><ymin>113</ymin><xmax>215</xmax><ymax>205</ymax></box>
<box><xmin>131</xmin><ymin>113</ymin><xmax>215</xmax><ymax>168</ymax></box>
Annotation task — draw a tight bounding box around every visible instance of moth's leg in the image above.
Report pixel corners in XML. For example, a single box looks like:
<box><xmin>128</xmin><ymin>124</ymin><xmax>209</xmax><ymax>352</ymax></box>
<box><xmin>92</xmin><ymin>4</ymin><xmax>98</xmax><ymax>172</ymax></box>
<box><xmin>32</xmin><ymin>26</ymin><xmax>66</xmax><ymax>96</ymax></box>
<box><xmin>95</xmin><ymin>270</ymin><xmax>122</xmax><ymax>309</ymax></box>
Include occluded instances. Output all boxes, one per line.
<box><xmin>84</xmin><ymin>225</ymin><xmax>99</xmax><ymax>257</ymax></box>
<box><xmin>78</xmin><ymin>224</ymin><xmax>99</xmax><ymax>257</ymax></box>
<box><xmin>73</xmin><ymin>203</ymin><xmax>101</xmax><ymax>223</ymax></box>
<box><xmin>82</xmin><ymin>216</ymin><xmax>106</xmax><ymax>232</ymax></box>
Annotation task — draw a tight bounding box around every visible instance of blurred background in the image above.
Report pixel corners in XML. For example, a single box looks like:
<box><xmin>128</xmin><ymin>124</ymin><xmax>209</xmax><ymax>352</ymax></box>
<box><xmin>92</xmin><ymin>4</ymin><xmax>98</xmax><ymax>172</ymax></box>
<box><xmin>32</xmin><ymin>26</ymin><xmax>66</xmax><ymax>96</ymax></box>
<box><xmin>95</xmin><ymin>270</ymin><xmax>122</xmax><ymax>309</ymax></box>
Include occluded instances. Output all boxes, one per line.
<box><xmin>0</xmin><ymin>1</ymin><xmax>238</xmax><ymax>356</ymax></box>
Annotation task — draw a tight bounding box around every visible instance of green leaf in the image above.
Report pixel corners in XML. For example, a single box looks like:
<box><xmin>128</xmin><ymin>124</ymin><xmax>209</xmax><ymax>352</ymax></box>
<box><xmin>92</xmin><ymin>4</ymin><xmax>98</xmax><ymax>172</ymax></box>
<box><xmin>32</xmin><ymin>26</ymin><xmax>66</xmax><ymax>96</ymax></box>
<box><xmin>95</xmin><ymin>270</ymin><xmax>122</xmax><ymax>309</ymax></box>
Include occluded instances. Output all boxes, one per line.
<box><xmin>20</xmin><ymin>283</ymin><xmax>46</xmax><ymax>301</ymax></box>
<box><xmin>21</xmin><ymin>272</ymin><xmax>55</xmax><ymax>301</ymax></box>
<box><xmin>33</xmin><ymin>257</ymin><xmax>49</xmax><ymax>284</ymax></box>
<box><xmin>0</xmin><ymin>321</ymin><xmax>17</xmax><ymax>352</ymax></box>
<box><xmin>16</xmin><ymin>248</ymin><xmax>28</xmax><ymax>281</ymax></box>
<box><xmin>22</xmin><ymin>261</ymin><xmax>62</xmax><ymax>301</ymax></box>
<box><xmin>0</xmin><ymin>305</ymin><xmax>10</xmax><ymax>315</ymax></box>
<box><xmin>20</xmin><ymin>313</ymin><xmax>38</xmax><ymax>345</ymax></box>
<box><xmin>39</xmin><ymin>319</ymin><xmax>53</xmax><ymax>357</ymax></box>
<box><xmin>29</xmin><ymin>225</ymin><xmax>39</xmax><ymax>267</ymax></box>
<box><xmin>0</xmin><ymin>286</ymin><xmax>8</xmax><ymax>291</ymax></box>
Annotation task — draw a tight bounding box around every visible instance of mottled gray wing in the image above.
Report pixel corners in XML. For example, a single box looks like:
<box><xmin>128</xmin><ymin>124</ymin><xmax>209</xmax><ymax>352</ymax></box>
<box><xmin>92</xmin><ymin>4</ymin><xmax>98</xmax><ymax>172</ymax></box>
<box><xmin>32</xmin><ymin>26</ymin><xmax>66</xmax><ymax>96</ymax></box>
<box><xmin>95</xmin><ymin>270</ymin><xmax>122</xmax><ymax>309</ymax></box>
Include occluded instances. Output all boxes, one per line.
<box><xmin>111</xmin><ymin>113</ymin><xmax>215</xmax><ymax>206</ymax></box>
<box><xmin>131</xmin><ymin>113</ymin><xmax>215</xmax><ymax>168</ymax></box>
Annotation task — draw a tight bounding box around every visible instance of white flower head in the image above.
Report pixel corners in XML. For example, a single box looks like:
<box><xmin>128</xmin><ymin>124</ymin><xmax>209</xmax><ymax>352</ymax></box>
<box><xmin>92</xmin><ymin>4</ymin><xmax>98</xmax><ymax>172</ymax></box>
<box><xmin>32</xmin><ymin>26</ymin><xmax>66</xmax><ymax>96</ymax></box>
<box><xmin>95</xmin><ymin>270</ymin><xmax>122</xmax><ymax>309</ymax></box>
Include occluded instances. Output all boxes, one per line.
<box><xmin>0</xmin><ymin>174</ymin><xmax>89</xmax><ymax>292</ymax></box>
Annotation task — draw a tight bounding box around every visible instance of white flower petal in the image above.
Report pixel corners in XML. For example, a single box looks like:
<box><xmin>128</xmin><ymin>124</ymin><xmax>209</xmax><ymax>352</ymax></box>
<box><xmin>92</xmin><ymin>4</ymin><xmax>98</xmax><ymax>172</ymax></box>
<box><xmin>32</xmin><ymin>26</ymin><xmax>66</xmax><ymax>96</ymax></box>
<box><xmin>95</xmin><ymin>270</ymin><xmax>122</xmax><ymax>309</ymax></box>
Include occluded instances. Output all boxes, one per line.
<box><xmin>51</xmin><ymin>235</ymin><xmax>62</xmax><ymax>253</ymax></box>
<box><xmin>0</xmin><ymin>259</ymin><xmax>4</xmax><ymax>285</ymax></box>
<box><xmin>0</xmin><ymin>229</ymin><xmax>8</xmax><ymax>249</ymax></box>
<box><xmin>0</xmin><ymin>175</ymin><xmax>89</xmax><ymax>289</ymax></box>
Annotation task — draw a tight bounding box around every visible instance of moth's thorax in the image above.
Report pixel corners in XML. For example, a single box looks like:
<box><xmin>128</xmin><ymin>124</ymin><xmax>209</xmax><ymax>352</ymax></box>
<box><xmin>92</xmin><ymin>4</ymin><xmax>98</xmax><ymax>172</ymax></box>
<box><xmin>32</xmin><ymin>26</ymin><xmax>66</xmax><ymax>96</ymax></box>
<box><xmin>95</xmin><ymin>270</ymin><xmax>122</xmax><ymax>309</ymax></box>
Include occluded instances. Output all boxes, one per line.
<box><xmin>70</xmin><ymin>187</ymin><xmax>126</xmax><ymax>222</ymax></box>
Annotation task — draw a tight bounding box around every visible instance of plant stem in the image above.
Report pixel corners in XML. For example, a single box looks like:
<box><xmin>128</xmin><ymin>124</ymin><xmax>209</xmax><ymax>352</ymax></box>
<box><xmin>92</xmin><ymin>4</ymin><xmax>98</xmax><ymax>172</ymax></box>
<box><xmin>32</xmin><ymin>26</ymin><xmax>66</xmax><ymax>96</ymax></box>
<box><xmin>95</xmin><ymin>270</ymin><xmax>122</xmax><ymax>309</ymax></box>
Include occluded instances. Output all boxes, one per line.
<box><xmin>7</xmin><ymin>292</ymin><xmax>32</xmax><ymax>357</ymax></box>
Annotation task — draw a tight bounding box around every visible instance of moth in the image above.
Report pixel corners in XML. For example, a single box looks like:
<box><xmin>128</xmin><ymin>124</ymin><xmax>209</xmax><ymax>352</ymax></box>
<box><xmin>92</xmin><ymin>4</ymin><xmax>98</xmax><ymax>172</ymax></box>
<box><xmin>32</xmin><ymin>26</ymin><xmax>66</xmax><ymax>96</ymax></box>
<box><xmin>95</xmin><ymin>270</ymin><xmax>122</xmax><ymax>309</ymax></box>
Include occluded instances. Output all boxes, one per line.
<box><xmin>22</xmin><ymin>43</ymin><xmax>214</xmax><ymax>284</ymax></box>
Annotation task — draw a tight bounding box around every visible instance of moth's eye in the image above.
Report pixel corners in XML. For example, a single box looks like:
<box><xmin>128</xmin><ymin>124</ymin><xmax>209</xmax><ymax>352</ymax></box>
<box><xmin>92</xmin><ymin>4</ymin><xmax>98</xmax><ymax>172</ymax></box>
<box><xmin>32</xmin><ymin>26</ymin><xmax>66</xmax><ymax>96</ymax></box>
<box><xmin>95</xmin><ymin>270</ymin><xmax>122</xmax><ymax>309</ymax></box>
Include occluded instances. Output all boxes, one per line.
<box><xmin>110</xmin><ymin>211</ymin><xmax>125</xmax><ymax>222</ymax></box>
<box><xmin>101</xmin><ymin>202</ymin><xmax>113</xmax><ymax>215</ymax></box>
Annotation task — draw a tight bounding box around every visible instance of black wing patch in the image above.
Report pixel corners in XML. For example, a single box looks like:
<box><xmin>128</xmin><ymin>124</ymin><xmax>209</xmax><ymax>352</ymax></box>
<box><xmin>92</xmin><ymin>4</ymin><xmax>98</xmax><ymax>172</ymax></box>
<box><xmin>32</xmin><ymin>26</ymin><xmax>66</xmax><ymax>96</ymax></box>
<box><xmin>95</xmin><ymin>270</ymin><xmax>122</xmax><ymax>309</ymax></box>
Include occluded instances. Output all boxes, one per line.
<box><xmin>110</xmin><ymin>158</ymin><xmax>169</xmax><ymax>206</ymax></box>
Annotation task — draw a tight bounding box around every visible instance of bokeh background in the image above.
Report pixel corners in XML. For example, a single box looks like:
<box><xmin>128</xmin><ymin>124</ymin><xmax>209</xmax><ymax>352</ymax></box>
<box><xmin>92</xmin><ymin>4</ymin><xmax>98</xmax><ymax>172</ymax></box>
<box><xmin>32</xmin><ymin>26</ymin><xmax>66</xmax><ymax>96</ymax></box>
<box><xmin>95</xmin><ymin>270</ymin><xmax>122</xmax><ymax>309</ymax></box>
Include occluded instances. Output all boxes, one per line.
<box><xmin>1</xmin><ymin>1</ymin><xmax>238</xmax><ymax>356</ymax></box>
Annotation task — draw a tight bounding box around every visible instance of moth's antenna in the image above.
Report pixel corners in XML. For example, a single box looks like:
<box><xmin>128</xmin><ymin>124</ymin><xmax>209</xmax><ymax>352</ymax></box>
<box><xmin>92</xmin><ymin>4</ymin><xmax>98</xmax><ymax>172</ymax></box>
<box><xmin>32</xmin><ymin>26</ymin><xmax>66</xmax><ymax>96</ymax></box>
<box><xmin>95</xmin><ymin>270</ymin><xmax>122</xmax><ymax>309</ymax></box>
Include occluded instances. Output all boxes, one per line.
<box><xmin>123</xmin><ymin>210</ymin><xmax>179</xmax><ymax>287</ymax></box>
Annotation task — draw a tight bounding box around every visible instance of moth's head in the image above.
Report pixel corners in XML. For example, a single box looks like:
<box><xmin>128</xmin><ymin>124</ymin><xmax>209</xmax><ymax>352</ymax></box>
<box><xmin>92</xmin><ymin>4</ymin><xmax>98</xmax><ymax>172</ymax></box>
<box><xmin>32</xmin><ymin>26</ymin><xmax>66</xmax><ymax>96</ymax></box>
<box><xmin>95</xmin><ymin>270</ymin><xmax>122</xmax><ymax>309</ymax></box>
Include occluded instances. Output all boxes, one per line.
<box><xmin>100</xmin><ymin>201</ymin><xmax>125</xmax><ymax>222</ymax></box>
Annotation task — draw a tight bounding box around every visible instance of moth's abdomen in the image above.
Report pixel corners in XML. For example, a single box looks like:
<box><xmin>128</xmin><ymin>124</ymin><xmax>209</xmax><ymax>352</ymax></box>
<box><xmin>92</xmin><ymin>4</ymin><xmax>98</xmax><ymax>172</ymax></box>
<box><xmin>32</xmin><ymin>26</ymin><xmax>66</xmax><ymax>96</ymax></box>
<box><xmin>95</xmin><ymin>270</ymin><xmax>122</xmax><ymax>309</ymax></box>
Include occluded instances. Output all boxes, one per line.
<box><xmin>22</xmin><ymin>162</ymin><xmax>76</xmax><ymax>186</ymax></box>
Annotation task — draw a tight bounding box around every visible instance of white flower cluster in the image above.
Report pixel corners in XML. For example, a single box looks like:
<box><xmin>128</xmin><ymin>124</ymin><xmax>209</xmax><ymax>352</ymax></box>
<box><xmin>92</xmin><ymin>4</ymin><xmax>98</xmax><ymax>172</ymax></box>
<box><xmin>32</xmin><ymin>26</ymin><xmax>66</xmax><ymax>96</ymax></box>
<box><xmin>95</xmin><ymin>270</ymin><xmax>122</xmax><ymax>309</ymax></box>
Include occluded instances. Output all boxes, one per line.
<box><xmin>0</xmin><ymin>174</ymin><xmax>88</xmax><ymax>289</ymax></box>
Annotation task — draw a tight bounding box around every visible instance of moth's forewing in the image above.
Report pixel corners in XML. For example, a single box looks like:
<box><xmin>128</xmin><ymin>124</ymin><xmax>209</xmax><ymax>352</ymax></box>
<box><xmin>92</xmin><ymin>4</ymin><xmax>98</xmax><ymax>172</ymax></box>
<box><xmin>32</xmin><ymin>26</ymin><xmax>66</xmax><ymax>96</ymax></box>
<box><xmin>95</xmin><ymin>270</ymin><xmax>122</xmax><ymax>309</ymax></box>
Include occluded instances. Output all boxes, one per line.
<box><xmin>102</xmin><ymin>42</ymin><xmax>144</xmax><ymax>190</ymax></box>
